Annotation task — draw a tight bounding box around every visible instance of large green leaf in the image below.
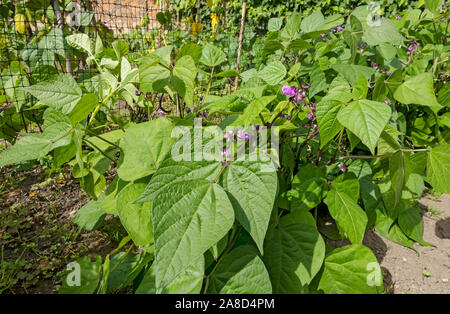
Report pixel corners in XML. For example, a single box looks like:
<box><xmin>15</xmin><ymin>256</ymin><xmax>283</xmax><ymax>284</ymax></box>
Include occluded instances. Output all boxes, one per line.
<box><xmin>426</xmin><ymin>144</ymin><xmax>450</xmax><ymax>194</ymax></box>
<box><xmin>208</xmin><ymin>245</ymin><xmax>272</xmax><ymax>294</ymax></box>
<box><xmin>231</xmin><ymin>96</ymin><xmax>275</xmax><ymax>128</ymax></box>
<box><xmin>139</xmin><ymin>54</ymin><xmax>171</xmax><ymax>93</ymax></box>
<box><xmin>316</xmin><ymin>99</ymin><xmax>344</xmax><ymax>148</ymax></box>
<box><xmin>136</xmin><ymin>256</ymin><xmax>204</xmax><ymax>294</ymax></box>
<box><xmin>286</xmin><ymin>164</ymin><xmax>327</xmax><ymax>211</ymax></box>
<box><xmin>301</xmin><ymin>10</ymin><xmax>325</xmax><ymax>34</ymax></box>
<box><xmin>318</xmin><ymin>244</ymin><xmax>383</xmax><ymax>294</ymax></box>
<box><xmin>0</xmin><ymin>117</ymin><xmax>72</xmax><ymax>168</ymax></box>
<box><xmin>199</xmin><ymin>43</ymin><xmax>226</xmax><ymax>67</ymax></box>
<box><xmin>337</xmin><ymin>100</ymin><xmax>391</xmax><ymax>154</ymax></box>
<box><xmin>68</xmin><ymin>93</ymin><xmax>99</xmax><ymax>125</ymax></box>
<box><xmin>117</xmin><ymin>118</ymin><xmax>175</xmax><ymax>181</ymax></box>
<box><xmin>389</xmin><ymin>150</ymin><xmax>410</xmax><ymax>208</ymax></box>
<box><xmin>393</xmin><ymin>73</ymin><xmax>442</xmax><ymax>113</ymax></box>
<box><xmin>263</xmin><ymin>214</ymin><xmax>325</xmax><ymax>292</ymax></box>
<box><xmin>258</xmin><ymin>61</ymin><xmax>286</xmax><ymax>86</ymax></box>
<box><xmin>172</xmin><ymin>55</ymin><xmax>197</xmax><ymax>106</ymax></box>
<box><xmin>151</xmin><ymin>178</ymin><xmax>234</xmax><ymax>291</ymax></box>
<box><xmin>220</xmin><ymin>158</ymin><xmax>278</xmax><ymax>253</ymax></box>
<box><xmin>398</xmin><ymin>207</ymin><xmax>432</xmax><ymax>247</ymax></box>
<box><xmin>325</xmin><ymin>189</ymin><xmax>368</xmax><ymax>244</ymax></box>
<box><xmin>331</xmin><ymin>64</ymin><xmax>375</xmax><ymax>86</ymax></box>
<box><xmin>66</xmin><ymin>33</ymin><xmax>93</xmax><ymax>56</ymax></box>
<box><xmin>23</xmin><ymin>74</ymin><xmax>83</xmax><ymax>113</ymax></box>
<box><xmin>116</xmin><ymin>183</ymin><xmax>153</xmax><ymax>247</ymax></box>
<box><xmin>59</xmin><ymin>255</ymin><xmax>102</xmax><ymax>294</ymax></box>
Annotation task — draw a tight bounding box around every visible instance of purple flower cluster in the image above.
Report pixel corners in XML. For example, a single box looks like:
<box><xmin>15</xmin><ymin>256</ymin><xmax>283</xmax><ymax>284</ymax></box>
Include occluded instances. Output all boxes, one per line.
<box><xmin>282</xmin><ymin>83</ymin><xmax>309</xmax><ymax>105</ymax></box>
<box><xmin>380</xmin><ymin>67</ymin><xmax>392</xmax><ymax>76</ymax></box>
<box><xmin>331</xmin><ymin>25</ymin><xmax>345</xmax><ymax>34</ymax></box>
<box><xmin>407</xmin><ymin>39</ymin><xmax>420</xmax><ymax>55</ymax></box>
<box><xmin>395</xmin><ymin>15</ymin><xmax>402</xmax><ymax>20</ymax></box>
<box><xmin>338</xmin><ymin>163</ymin><xmax>347</xmax><ymax>172</ymax></box>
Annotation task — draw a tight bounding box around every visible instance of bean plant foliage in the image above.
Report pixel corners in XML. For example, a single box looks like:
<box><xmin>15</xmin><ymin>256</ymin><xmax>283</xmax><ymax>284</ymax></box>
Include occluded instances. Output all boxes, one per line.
<box><xmin>1</xmin><ymin>2</ymin><xmax>449</xmax><ymax>294</ymax></box>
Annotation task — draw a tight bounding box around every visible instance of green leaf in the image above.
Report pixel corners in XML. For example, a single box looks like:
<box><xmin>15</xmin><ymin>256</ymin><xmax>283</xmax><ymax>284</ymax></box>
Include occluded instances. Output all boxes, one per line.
<box><xmin>316</xmin><ymin>100</ymin><xmax>343</xmax><ymax>148</ymax></box>
<box><xmin>394</xmin><ymin>73</ymin><xmax>442</xmax><ymax>113</ymax></box>
<box><xmin>0</xmin><ymin>119</ymin><xmax>72</xmax><ymax>168</ymax></box>
<box><xmin>173</xmin><ymin>55</ymin><xmax>197</xmax><ymax>106</ymax></box>
<box><xmin>263</xmin><ymin>214</ymin><xmax>325</xmax><ymax>292</ymax></box>
<box><xmin>281</xmin><ymin>13</ymin><xmax>301</xmax><ymax>40</ymax></box>
<box><xmin>301</xmin><ymin>10</ymin><xmax>325</xmax><ymax>34</ymax></box>
<box><xmin>288</xmin><ymin>39</ymin><xmax>313</xmax><ymax>50</ymax></box>
<box><xmin>73</xmin><ymin>198</ymin><xmax>106</xmax><ymax>231</ymax></box>
<box><xmin>66</xmin><ymin>33</ymin><xmax>94</xmax><ymax>56</ymax></box>
<box><xmin>352</xmin><ymin>76</ymin><xmax>368</xmax><ymax>99</ymax></box>
<box><xmin>59</xmin><ymin>255</ymin><xmax>102</xmax><ymax>294</ymax></box>
<box><xmin>231</xmin><ymin>96</ymin><xmax>275</xmax><ymax>128</ymax></box>
<box><xmin>389</xmin><ymin>150</ymin><xmax>410</xmax><ymax>208</ymax></box>
<box><xmin>398</xmin><ymin>207</ymin><xmax>432</xmax><ymax>247</ymax></box>
<box><xmin>117</xmin><ymin>119</ymin><xmax>175</xmax><ymax>181</ymax></box>
<box><xmin>374</xmin><ymin>207</ymin><xmax>416</xmax><ymax>251</ymax></box>
<box><xmin>151</xmin><ymin>177</ymin><xmax>234</xmax><ymax>291</ymax></box>
<box><xmin>199</xmin><ymin>43</ymin><xmax>226</xmax><ymax>67</ymax></box>
<box><xmin>325</xmin><ymin>189</ymin><xmax>368</xmax><ymax>244</ymax></box>
<box><xmin>337</xmin><ymin>100</ymin><xmax>391</xmax><ymax>154</ymax></box>
<box><xmin>318</xmin><ymin>244</ymin><xmax>382</xmax><ymax>294</ymax></box>
<box><xmin>268</xmin><ymin>18</ymin><xmax>283</xmax><ymax>31</ymax></box>
<box><xmin>426</xmin><ymin>144</ymin><xmax>450</xmax><ymax>194</ymax></box>
<box><xmin>220</xmin><ymin>158</ymin><xmax>278</xmax><ymax>254</ymax></box>
<box><xmin>208</xmin><ymin>245</ymin><xmax>272</xmax><ymax>294</ymax></box>
<box><xmin>108</xmin><ymin>252</ymin><xmax>151</xmax><ymax>292</ymax></box>
<box><xmin>68</xmin><ymin>93</ymin><xmax>99</xmax><ymax>125</ymax></box>
<box><xmin>139</xmin><ymin>54</ymin><xmax>171</xmax><ymax>93</ymax></box>
<box><xmin>286</xmin><ymin>164</ymin><xmax>327</xmax><ymax>211</ymax></box>
<box><xmin>332</xmin><ymin>64</ymin><xmax>375</xmax><ymax>86</ymax></box>
<box><xmin>258</xmin><ymin>61</ymin><xmax>286</xmax><ymax>85</ymax></box>
<box><xmin>136</xmin><ymin>256</ymin><xmax>204</xmax><ymax>294</ymax></box>
<box><xmin>331</xmin><ymin>172</ymin><xmax>360</xmax><ymax>202</ymax></box>
<box><xmin>117</xmin><ymin>183</ymin><xmax>153</xmax><ymax>247</ymax></box>
<box><xmin>215</xmin><ymin>69</ymin><xmax>239</xmax><ymax>77</ymax></box>
<box><xmin>23</xmin><ymin>74</ymin><xmax>83</xmax><ymax>114</ymax></box>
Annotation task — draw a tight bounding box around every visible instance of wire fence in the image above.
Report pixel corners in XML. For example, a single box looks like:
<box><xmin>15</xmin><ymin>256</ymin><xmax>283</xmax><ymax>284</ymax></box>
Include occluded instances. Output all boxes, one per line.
<box><xmin>0</xmin><ymin>0</ymin><xmax>171</xmax><ymax>142</ymax></box>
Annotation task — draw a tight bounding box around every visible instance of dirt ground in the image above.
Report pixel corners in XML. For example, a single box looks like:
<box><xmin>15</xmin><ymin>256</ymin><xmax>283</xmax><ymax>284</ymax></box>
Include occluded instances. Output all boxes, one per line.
<box><xmin>0</xmin><ymin>164</ymin><xmax>449</xmax><ymax>294</ymax></box>
<box><xmin>364</xmin><ymin>194</ymin><xmax>450</xmax><ymax>294</ymax></box>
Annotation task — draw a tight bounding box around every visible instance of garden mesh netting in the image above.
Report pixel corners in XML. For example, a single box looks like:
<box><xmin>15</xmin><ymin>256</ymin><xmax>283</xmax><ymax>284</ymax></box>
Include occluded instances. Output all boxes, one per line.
<box><xmin>0</xmin><ymin>0</ymin><xmax>169</xmax><ymax>142</ymax></box>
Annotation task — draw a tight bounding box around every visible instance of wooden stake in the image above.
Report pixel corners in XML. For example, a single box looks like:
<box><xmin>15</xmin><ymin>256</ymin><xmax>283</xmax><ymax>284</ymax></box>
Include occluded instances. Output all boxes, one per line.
<box><xmin>234</xmin><ymin>2</ymin><xmax>247</xmax><ymax>91</ymax></box>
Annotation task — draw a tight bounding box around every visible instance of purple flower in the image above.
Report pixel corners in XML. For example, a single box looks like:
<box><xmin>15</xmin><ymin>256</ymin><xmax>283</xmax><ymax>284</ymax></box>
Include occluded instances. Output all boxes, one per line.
<box><xmin>320</xmin><ymin>33</ymin><xmax>326</xmax><ymax>38</ymax></box>
<box><xmin>285</xmin><ymin>115</ymin><xmax>291</xmax><ymax>121</ymax></box>
<box><xmin>237</xmin><ymin>130</ymin><xmax>250</xmax><ymax>141</ymax></box>
<box><xmin>301</xmin><ymin>82</ymin><xmax>311</xmax><ymax>89</ymax></box>
<box><xmin>384</xmin><ymin>98</ymin><xmax>391</xmax><ymax>106</ymax></box>
<box><xmin>158</xmin><ymin>111</ymin><xmax>165</xmax><ymax>117</ymax></box>
<box><xmin>442</xmin><ymin>36</ymin><xmax>446</xmax><ymax>41</ymax></box>
<box><xmin>337</xmin><ymin>26</ymin><xmax>343</xmax><ymax>32</ymax></box>
<box><xmin>186</xmin><ymin>107</ymin><xmax>191</xmax><ymax>113</ymax></box>
<box><xmin>387</xmin><ymin>71</ymin><xmax>392</xmax><ymax>76</ymax></box>
<box><xmin>331</xmin><ymin>28</ymin><xmax>336</xmax><ymax>33</ymax></box>
<box><xmin>372</xmin><ymin>63</ymin><xmax>379</xmax><ymax>68</ymax></box>
<box><xmin>192</xmin><ymin>106</ymin><xmax>197</xmax><ymax>111</ymax></box>
<box><xmin>396</xmin><ymin>15</ymin><xmax>402</xmax><ymax>20</ymax></box>
<box><xmin>309</xmin><ymin>103</ymin><xmax>317</xmax><ymax>111</ymax></box>
<box><xmin>221</xmin><ymin>149</ymin><xmax>229</xmax><ymax>158</ymax></box>
<box><xmin>202</xmin><ymin>111</ymin><xmax>209</xmax><ymax>118</ymax></box>
<box><xmin>135</xmin><ymin>90</ymin><xmax>142</xmax><ymax>96</ymax></box>
<box><xmin>350</xmin><ymin>5</ymin><xmax>354</xmax><ymax>9</ymax></box>
<box><xmin>282</xmin><ymin>85</ymin><xmax>296</xmax><ymax>97</ymax></box>
<box><xmin>145</xmin><ymin>92</ymin><xmax>152</xmax><ymax>99</ymax></box>
<box><xmin>253</xmin><ymin>124</ymin><xmax>260</xmax><ymax>132</ymax></box>
<box><xmin>338</xmin><ymin>163</ymin><xmax>347</xmax><ymax>172</ymax></box>
<box><xmin>440</xmin><ymin>17</ymin><xmax>445</xmax><ymax>22</ymax></box>
<box><xmin>307</xmin><ymin>113</ymin><xmax>315</xmax><ymax>121</ymax></box>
